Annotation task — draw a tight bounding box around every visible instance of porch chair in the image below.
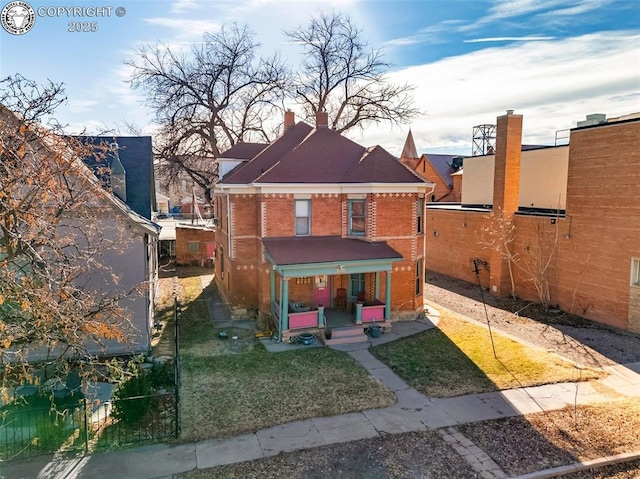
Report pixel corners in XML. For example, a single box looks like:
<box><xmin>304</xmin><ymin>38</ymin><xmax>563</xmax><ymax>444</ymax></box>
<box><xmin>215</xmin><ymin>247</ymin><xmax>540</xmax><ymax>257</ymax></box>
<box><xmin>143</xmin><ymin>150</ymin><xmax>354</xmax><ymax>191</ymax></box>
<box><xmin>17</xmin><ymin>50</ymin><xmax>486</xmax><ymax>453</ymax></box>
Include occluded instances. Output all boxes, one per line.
<box><xmin>335</xmin><ymin>288</ymin><xmax>347</xmax><ymax>310</ymax></box>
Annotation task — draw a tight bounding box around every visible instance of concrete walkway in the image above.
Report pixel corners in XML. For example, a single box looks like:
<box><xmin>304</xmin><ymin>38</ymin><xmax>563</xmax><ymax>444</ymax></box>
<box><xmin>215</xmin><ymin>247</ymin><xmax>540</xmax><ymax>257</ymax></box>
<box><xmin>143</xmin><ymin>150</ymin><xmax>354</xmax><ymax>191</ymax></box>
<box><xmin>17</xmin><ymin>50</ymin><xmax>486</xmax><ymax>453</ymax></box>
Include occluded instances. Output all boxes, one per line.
<box><xmin>4</xmin><ymin>318</ymin><xmax>640</xmax><ymax>479</ymax></box>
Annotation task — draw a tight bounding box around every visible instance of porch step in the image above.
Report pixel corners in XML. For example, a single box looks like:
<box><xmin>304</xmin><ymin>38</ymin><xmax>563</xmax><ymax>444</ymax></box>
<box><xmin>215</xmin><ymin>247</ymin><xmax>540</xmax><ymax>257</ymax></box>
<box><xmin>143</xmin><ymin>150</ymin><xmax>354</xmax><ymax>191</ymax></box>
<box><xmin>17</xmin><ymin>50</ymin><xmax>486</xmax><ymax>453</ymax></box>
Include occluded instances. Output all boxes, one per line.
<box><xmin>323</xmin><ymin>325</ymin><xmax>368</xmax><ymax>346</ymax></box>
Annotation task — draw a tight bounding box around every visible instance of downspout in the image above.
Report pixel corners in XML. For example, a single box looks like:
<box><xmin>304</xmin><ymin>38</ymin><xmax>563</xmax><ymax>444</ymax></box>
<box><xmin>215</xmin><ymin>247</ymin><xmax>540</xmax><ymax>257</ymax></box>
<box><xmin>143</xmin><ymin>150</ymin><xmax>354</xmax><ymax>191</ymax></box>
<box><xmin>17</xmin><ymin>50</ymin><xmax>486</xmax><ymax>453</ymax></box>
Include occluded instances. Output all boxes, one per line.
<box><xmin>423</xmin><ymin>183</ymin><xmax>436</xmax><ymax>308</ymax></box>
<box><xmin>226</xmin><ymin>193</ymin><xmax>231</xmax><ymax>257</ymax></box>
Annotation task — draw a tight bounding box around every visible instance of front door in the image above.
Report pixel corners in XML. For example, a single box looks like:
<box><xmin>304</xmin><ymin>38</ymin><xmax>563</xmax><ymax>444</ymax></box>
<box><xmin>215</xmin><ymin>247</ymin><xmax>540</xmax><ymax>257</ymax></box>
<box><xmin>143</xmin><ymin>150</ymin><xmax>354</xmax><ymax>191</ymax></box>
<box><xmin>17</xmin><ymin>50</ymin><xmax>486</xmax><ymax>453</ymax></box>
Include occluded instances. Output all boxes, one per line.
<box><xmin>312</xmin><ymin>275</ymin><xmax>330</xmax><ymax>308</ymax></box>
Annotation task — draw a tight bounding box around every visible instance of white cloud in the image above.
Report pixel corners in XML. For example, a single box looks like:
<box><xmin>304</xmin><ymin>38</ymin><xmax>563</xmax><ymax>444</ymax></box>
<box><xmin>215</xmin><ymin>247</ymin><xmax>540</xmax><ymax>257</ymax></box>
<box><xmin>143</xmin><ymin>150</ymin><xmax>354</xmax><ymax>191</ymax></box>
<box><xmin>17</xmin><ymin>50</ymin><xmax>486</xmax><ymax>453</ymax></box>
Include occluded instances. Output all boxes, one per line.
<box><xmin>171</xmin><ymin>0</ymin><xmax>199</xmax><ymax>13</ymax></box>
<box><xmin>143</xmin><ymin>17</ymin><xmax>221</xmax><ymax>40</ymax></box>
<box><xmin>464</xmin><ymin>36</ymin><xmax>556</xmax><ymax>43</ymax></box>
<box><xmin>66</xmin><ymin>100</ymin><xmax>99</xmax><ymax>114</ymax></box>
<box><xmin>351</xmin><ymin>31</ymin><xmax>640</xmax><ymax>156</ymax></box>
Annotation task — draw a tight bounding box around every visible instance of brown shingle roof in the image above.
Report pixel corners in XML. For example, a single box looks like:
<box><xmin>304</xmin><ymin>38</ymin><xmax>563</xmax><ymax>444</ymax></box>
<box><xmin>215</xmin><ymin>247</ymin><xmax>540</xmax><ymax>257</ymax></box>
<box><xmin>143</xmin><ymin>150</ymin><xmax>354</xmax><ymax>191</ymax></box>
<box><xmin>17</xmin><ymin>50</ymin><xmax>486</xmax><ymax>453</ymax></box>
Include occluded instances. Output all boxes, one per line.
<box><xmin>219</xmin><ymin>142</ymin><xmax>267</xmax><ymax>159</ymax></box>
<box><xmin>263</xmin><ymin>236</ymin><xmax>402</xmax><ymax>265</ymax></box>
<box><xmin>221</xmin><ymin>122</ymin><xmax>428</xmax><ymax>185</ymax></box>
<box><xmin>221</xmin><ymin>123</ymin><xmax>313</xmax><ymax>184</ymax></box>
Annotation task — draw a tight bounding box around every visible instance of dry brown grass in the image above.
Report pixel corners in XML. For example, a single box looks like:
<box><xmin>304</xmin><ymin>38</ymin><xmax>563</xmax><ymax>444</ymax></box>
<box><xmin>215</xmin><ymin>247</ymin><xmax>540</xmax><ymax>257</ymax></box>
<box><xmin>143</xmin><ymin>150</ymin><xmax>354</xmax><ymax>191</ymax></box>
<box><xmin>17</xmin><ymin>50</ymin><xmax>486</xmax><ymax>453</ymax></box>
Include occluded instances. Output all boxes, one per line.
<box><xmin>459</xmin><ymin>398</ymin><xmax>640</xmax><ymax>476</ymax></box>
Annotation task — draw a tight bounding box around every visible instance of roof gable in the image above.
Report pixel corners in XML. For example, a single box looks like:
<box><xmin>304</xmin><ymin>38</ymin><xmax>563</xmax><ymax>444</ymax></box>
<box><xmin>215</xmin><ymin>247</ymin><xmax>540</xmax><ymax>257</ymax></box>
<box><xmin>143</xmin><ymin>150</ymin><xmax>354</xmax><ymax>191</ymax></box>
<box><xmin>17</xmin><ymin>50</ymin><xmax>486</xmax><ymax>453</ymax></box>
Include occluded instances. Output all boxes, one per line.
<box><xmin>423</xmin><ymin>153</ymin><xmax>457</xmax><ymax>188</ymax></box>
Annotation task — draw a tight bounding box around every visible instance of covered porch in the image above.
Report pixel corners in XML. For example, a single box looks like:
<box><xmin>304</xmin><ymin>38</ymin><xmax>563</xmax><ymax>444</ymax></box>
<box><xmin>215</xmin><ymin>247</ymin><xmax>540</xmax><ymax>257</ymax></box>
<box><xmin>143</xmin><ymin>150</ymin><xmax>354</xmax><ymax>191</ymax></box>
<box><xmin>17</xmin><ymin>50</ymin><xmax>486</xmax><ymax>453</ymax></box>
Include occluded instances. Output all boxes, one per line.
<box><xmin>263</xmin><ymin>236</ymin><xmax>402</xmax><ymax>343</ymax></box>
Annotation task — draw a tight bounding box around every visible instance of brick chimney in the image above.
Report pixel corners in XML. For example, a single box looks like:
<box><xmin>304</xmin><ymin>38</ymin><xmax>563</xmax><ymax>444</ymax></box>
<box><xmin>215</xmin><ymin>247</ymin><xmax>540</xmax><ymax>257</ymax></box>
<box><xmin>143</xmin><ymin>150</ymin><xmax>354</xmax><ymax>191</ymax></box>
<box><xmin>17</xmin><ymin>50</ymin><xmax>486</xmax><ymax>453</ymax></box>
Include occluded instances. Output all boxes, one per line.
<box><xmin>315</xmin><ymin>111</ymin><xmax>329</xmax><ymax>128</ymax></box>
<box><xmin>284</xmin><ymin>110</ymin><xmax>295</xmax><ymax>131</ymax></box>
<box><xmin>489</xmin><ymin>110</ymin><xmax>523</xmax><ymax>297</ymax></box>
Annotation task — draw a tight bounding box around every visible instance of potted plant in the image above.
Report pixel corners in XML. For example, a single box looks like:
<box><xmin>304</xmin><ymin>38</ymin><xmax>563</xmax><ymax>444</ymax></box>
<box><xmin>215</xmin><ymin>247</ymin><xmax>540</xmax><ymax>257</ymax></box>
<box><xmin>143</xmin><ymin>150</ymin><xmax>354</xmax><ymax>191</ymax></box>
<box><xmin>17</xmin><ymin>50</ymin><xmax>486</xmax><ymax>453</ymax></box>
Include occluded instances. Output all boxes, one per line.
<box><xmin>325</xmin><ymin>327</ymin><xmax>332</xmax><ymax>340</ymax></box>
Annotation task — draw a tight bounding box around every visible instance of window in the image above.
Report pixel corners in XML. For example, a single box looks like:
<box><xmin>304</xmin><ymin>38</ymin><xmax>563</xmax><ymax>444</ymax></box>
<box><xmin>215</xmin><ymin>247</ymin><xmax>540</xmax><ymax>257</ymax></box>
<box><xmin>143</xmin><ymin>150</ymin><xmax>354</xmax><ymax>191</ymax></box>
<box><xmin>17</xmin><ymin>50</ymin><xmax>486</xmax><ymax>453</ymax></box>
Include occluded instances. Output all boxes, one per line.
<box><xmin>416</xmin><ymin>258</ymin><xmax>423</xmax><ymax>295</ymax></box>
<box><xmin>295</xmin><ymin>199</ymin><xmax>310</xmax><ymax>236</ymax></box>
<box><xmin>632</xmin><ymin>258</ymin><xmax>640</xmax><ymax>286</ymax></box>
<box><xmin>348</xmin><ymin>199</ymin><xmax>366</xmax><ymax>236</ymax></box>
<box><xmin>188</xmin><ymin>241</ymin><xmax>199</xmax><ymax>252</ymax></box>
<box><xmin>349</xmin><ymin>273</ymin><xmax>365</xmax><ymax>297</ymax></box>
<box><xmin>417</xmin><ymin>198</ymin><xmax>424</xmax><ymax>234</ymax></box>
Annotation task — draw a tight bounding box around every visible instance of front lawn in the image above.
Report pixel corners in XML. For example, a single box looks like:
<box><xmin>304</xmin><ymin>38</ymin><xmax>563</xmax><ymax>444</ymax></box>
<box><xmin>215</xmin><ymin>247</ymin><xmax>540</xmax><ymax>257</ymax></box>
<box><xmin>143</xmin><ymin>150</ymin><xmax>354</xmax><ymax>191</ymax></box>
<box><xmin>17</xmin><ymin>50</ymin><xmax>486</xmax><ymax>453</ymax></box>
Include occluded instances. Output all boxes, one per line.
<box><xmin>370</xmin><ymin>310</ymin><xmax>603</xmax><ymax>397</ymax></box>
<box><xmin>176</xmin><ymin>272</ymin><xmax>394</xmax><ymax>442</ymax></box>
<box><xmin>180</xmin><ymin>346</ymin><xmax>395</xmax><ymax>441</ymax></box>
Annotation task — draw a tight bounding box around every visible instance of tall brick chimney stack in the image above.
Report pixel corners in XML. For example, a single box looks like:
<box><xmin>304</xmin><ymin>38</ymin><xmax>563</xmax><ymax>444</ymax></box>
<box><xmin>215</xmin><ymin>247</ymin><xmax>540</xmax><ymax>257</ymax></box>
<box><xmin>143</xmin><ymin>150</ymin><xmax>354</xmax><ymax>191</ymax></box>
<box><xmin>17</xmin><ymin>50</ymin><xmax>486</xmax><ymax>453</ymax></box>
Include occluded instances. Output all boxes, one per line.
<box><xmin>284</xmin><ymin>110</ymin><xmax>295</xmax><ymax>131</ymax></box>
<box><xmin>489</xmin><ymin>109</ymin><xmax>523</xmax><ymax>297</ymax></box>
<box><xmin>315</xmin><ymin>111</ymin><xmax>329</xmax><ymax>128</ymax></box>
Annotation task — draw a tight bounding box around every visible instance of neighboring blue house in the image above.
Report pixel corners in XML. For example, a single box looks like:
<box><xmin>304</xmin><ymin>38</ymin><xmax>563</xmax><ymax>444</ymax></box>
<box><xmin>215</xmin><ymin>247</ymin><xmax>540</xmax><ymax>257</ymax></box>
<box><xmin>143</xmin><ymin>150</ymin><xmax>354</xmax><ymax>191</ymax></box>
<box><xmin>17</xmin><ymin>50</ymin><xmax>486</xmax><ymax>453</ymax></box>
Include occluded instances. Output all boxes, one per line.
<box><xmin>79</xmin><ymin>136</ymin><xmax>156</xmax><ymax>220</ymax></box>
<box><xmin>78</xmin><ymin>136</ymin><xmax>159</xmax><ymax>356</ymax></box>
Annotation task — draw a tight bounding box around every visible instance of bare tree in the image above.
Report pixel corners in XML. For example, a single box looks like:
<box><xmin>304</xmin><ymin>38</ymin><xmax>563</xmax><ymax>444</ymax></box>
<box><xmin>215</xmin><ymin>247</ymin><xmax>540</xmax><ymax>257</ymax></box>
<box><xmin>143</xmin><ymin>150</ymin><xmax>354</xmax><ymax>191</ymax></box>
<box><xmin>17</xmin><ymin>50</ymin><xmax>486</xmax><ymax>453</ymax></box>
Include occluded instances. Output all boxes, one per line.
<box><xmin>126</xmin><ymin>24</ymin><xmax>289</xmax><ymax>201</ymax></box>
<box><xmin>479</xmin><ymin>208</ymin><xmax>518</xmax><ymax>300</ymax></box>
<box><xmin>479</xmin><ymin>208</ymin><xmax>560</xmax><ymax>309</ymax></box>
<box><xmin>0</xmin><ymin>75</ymin><xmax>138</xmax><ymax>393</ymax></box>
<box><xmin>285</xmin><ymin>11</ymin><xmax>419</xmax><ymax>134</ymax></box>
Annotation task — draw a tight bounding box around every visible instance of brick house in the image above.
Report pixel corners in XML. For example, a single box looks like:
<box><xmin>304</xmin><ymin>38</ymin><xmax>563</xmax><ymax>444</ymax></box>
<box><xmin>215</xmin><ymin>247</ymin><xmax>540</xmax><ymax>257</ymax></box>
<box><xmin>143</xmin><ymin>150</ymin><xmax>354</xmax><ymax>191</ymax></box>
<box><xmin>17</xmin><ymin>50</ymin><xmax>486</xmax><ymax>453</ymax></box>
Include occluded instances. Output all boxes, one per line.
<box><xmin>425</xmin><ymin>111</ymin><xmax>640</xmax><ymax>333</ymax></box>
<box><xmin>399</xmin><ymin>130</ymin><xmax>462</xmax><ymax>202</ymax></box>
<box><xmin>213</xmin><ymin>112</ymin><xmax>434</xmax><ymax>342</ymax></box>
<box><xmin>175</xmin><ymin>224</ymin><xmax>216</xmax><ymax>266</ymax></box>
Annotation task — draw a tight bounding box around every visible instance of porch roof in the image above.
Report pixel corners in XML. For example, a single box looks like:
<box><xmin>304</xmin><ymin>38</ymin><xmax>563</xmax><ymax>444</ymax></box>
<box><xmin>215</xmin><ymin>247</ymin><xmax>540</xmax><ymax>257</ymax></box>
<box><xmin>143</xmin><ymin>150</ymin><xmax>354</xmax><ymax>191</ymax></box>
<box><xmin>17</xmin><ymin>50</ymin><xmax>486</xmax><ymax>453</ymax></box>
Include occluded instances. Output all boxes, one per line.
<box><xmin>263</xmin><ymin>236</ymin><xmax>402</xmax><ymax>276</ymax></box>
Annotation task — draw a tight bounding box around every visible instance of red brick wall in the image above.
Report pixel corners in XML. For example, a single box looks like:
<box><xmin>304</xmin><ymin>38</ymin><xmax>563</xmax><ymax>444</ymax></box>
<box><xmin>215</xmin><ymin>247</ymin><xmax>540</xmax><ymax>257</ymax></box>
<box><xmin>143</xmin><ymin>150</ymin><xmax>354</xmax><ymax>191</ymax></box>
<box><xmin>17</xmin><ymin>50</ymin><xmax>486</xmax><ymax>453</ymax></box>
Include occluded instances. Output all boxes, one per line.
<box><xmin>175</xmin><ymin>227</ymin><xmax>215</xmax><ymax>266</ymax></box>
<box><xmin>452</xmin><ymin>174</ymin><xmax>462</xmax><ymax>202</ymax></box>
<box><xmin>409</xmin><ymin>158</ymin><xmax>453</xmax><ymax>202</ymax></box>
<box><xmin>425</xmin><ymin>119</ymin><xmax>640</xmax><ymax>331</ymax></box>
<box><xmin>553</xmin><ymin>120</ymin><xmax>640</xmax><ymax>330</ymax></box>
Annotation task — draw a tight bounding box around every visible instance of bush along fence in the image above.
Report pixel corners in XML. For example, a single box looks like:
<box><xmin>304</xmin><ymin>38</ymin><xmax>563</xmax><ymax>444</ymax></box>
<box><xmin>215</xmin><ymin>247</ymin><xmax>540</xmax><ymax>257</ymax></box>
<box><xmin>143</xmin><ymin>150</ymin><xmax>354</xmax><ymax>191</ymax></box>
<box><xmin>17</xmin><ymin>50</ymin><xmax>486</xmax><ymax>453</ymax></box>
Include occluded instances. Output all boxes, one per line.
<box><xmin>0</xmin><ymin>361</ymin><xmax>178</xmax><ymax>462</ymax></box>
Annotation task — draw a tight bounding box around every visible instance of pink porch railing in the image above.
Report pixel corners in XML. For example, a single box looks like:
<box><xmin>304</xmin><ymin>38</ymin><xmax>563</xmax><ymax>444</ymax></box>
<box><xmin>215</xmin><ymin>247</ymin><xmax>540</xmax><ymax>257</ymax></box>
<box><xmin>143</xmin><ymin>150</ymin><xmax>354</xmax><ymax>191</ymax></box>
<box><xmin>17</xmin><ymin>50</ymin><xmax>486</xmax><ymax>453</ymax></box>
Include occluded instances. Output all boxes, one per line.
<box><xmin>288</xmin><ymin>310</ymin><xmax>321</xmax><ymax>329</ymax></box>
<box><xmin>360</xmin><ymin>301</ymin><xmax>385</xmax><ymax>322</ymax></box>
<box><xmin>271</xmin><ymin>300</ymin><xmax>322</xmax><ymax>332</ymax></box>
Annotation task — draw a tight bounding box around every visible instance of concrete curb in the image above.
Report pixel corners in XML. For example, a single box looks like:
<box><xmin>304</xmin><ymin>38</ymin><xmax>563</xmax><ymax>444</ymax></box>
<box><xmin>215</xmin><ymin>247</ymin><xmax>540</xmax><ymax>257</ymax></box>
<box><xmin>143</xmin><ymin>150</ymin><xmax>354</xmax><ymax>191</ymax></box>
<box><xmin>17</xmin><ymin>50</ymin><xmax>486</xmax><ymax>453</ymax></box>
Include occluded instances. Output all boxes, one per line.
<box><xmin>509</xmin><ymin>450</ymin><xmax>640</xmax><ymax>479</ymax></box>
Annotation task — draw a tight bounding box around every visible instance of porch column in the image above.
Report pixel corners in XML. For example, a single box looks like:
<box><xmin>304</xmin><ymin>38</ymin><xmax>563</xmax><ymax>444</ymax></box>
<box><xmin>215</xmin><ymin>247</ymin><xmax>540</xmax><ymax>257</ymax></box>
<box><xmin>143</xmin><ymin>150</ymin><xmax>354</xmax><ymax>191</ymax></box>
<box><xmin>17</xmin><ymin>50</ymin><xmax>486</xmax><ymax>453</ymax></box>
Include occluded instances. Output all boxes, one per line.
<box><xmin>270</xmin><ymin>268</ymin><xmax>276</xmax><ymax>306</ymax></box>
<box><xmin>318</xmin><ymin>306</ymin><xmax>325</xmax><ymax>328</ymax></box>
<box><xmin>281</xmin><ymin>277</ymin><xmax>290</xmax><ymax>330</ymax></box>
<box><xmin>278</xmin><ymin>276</ymin><xmax>284</xmax><ymax>342</ymax></box>
<box><xmin>355</xmin><ymin>302</ymin><xmax>363</xmax><ymax>324</ymax></box>
<box><xmin>375</xmin><ymin>271</ymin><xmax>380</xmax><ymax>300</ymax></box>
<box><xmin>385</xmin><ymin>270</ymin><xmax>392</xmax><ymax>319</ymax></box>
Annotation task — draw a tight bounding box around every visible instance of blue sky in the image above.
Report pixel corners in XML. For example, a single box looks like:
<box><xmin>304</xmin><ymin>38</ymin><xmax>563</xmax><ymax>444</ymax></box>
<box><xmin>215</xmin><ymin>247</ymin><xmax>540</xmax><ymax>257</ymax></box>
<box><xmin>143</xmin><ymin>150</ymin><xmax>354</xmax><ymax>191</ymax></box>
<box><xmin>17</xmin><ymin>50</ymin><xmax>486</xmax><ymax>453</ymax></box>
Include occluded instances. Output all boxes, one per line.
<box><xmin>1</xmin><ymin>0</ymin><xmax>638</xmax><ymax>155</ymax></box>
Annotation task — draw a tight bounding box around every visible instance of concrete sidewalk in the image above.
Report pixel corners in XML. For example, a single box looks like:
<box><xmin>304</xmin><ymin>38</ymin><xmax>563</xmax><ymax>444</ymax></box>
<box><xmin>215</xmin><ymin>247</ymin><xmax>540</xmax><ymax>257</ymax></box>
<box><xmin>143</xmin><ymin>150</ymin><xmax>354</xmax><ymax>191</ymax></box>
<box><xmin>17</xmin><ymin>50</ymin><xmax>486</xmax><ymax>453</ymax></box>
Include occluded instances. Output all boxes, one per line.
<box><xmin>3</xmin><ymin>318</ymin><xmax>640</xmax><ymax>479</ymax></box>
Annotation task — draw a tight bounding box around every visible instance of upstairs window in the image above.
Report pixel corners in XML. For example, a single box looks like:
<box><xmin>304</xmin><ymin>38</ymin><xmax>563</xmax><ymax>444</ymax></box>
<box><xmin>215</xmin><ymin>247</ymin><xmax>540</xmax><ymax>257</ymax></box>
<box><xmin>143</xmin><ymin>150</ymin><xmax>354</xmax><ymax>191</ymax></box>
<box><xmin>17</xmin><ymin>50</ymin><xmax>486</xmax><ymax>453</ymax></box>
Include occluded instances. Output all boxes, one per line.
<box><xmin>417</xmin><ymin>198</ymin><xmax>424</xmax><ymax>234</ymax></box>
<box><xmin>295</xmin><ymin>199</ymin><xmax>310</xmax><ymax>236</ymax></box>
<box><xmin>348</xmin><ymin>199</ymin><xmax>366</xmax><ymax>236</ymax></box>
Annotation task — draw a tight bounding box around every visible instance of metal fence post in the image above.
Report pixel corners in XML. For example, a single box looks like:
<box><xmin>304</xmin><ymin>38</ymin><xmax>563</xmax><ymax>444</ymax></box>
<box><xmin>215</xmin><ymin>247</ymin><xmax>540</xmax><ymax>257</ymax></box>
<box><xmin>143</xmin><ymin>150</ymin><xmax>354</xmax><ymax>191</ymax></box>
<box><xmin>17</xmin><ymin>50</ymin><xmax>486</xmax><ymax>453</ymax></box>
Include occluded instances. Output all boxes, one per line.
<box><xmin>174</xmin><ymin>296</ymin><xmax>180</xmax><ymax>438</ymax></box>
<box><xmin>83</xmin><ymin>397</ymin><xmax>89</xmax><ymax>453</ymax></box>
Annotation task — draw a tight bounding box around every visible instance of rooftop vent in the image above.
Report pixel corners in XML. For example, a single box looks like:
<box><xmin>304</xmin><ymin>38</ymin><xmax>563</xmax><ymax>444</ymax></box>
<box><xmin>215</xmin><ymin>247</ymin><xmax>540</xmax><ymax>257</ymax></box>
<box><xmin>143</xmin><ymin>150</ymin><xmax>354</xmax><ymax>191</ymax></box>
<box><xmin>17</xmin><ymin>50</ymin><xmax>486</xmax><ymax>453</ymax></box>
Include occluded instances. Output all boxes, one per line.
<box><xmin>577</xmin><ymin>113</ymin><xmax>606</xmax><ymax>128</ymax></box>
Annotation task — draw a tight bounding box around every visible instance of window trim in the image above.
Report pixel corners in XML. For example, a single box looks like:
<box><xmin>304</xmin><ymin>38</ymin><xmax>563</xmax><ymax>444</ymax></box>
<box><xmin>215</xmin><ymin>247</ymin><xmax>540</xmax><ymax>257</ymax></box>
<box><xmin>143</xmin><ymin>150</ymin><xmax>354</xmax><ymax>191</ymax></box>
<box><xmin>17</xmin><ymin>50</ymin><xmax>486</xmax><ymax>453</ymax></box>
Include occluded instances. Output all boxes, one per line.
<box><xmin>348</xmin><ymin>199</ymin><xmax>366</xmax><ymax>236</ymax></box>
<box><xmin>417</xmin><ymin>197</ymin><xmax>424</xmax><ymax>234</ymax></box>
<box><xmin>349</xmin><ymin>273</ymin><xmax>365</xmax><ymax>297</ymax></box>
<box><xmin>294</xmin><ymin>199</ymin><xmax>311</xmax><ymax>236</ymax></box>
<box><xmin>632</xmin><ymin>258</ymin><xmax>640</xmax><ymax>286</ymax></box>
<box><xmin>416</xmin><ymin>258</ymin><xmax>423</xmax><ymax>296</ymax></box>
